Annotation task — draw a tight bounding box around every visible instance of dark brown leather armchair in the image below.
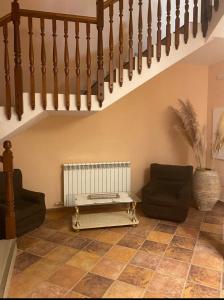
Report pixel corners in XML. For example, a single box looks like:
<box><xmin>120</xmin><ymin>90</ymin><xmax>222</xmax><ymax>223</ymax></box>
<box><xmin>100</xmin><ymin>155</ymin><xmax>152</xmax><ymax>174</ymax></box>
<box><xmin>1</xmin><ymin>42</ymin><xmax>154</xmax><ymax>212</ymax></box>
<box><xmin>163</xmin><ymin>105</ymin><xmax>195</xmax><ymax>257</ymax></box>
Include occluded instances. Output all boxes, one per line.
<box><xmin>0</xmin><ymin>169</ymin><xmax>46</xmax><ymax>238</ymax></box>
<box><xmin>141</xmin><ymin>163</ymin><xmax>193</xmax><ymax>222</ymax></box>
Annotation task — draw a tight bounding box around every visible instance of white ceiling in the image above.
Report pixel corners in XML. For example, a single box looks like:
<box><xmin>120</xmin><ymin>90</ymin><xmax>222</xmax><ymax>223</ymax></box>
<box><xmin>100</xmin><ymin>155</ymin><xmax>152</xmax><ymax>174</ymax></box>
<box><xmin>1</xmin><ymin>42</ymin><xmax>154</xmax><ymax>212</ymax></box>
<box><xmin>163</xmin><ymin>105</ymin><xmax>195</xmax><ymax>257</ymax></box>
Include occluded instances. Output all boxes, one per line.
<box><xmin>183</xmin><ymin>15</ymin><xmax>224</xmax><ymax>66</ymax></box>
<box><xmin>182</xmin><ymin>37</ymin><xmax>224</xmax><ymax>66</ymax></box>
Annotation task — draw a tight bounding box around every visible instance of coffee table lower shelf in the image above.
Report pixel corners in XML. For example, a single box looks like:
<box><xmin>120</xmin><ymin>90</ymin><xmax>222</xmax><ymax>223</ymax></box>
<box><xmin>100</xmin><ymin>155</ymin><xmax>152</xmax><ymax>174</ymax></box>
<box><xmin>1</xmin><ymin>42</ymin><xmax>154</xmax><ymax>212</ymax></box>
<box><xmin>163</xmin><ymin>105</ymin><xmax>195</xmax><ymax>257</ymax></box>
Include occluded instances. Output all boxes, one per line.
<box><xmin>72</xmin><ymin>211</ymin><xmax>139</xmax><ymax>231</ymax></box>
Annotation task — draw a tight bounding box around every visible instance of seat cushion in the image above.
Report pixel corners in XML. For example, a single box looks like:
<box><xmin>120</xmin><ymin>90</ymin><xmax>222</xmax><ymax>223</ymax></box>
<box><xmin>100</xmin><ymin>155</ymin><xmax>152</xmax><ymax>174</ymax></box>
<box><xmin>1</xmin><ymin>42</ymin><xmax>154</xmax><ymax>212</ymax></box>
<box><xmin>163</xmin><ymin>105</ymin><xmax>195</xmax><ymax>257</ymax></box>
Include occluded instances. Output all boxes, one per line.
<box><xmin>15</xmin><ymin>199</ymin><xmax>44</xmax><ymax>221</ymax></box>
<box><xmin>141</xmin><ymin>203</ymin><xmax>188</xmax><ymax>222</ymax></box>
<box><xmin>151</xmin><ymin>181</ymin><xmax>183</xmax><ymax>195</ymax></box>
<box><xmin>143</xmin><ymin>193</ymin><xmax>184</xmax><ymax>208</ymax></box>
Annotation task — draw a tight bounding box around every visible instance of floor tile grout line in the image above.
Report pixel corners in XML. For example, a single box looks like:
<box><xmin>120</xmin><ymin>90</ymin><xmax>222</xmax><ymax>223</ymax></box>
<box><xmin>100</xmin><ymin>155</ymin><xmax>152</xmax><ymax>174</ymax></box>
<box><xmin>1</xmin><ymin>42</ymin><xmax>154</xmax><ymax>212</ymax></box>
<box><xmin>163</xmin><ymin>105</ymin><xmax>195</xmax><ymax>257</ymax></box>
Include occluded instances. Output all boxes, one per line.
<box><xmin>11</xmin><ymin>206</ymin><xmax>224</xmax><ymax>298</ymax></box>
<box><xmin>48</xmin><ymin>228</ymin><xmax>114</xmax><ymax>297</ymax></box>
<box><xmin>48</xmin><ymin>223</ymin><xmax>128</xmax><ymax>297</ymax></box>
<box><xmin>102</xmin><ymin>218</ymin><xmax>161</xmax><ymax>298</ymax></box>
<box><xmin>179</xmin><ymin>211</ymin><xmax>206</xmax><ymax>298</ymax></box>
<box><xmin>144</xmin><ymin>221</ymin><xmax>188</xmax><ymax>298</ymax></box>
<box><xmin>139</xmin><ymin>219</ymin><xmax>175</xmax><ymax>297</ymax></box>
<box><xmin>16</xmin><ymin>226</ymin><xmax>113</xmax><ymax>298</ymax></box>
<box><xmin>64</xmin><ymin>224</ymin><xmax>138</xmax><ymax>298</ymax></box>
<box><xmin>146</xmin><ymin>210</ymin><xmax>220</xmax><ymax>297</ymax></box>
<box><xmin>180</xmin><ymin>210</ymin><xmax>223</xmax><ymax>297</ymax></box>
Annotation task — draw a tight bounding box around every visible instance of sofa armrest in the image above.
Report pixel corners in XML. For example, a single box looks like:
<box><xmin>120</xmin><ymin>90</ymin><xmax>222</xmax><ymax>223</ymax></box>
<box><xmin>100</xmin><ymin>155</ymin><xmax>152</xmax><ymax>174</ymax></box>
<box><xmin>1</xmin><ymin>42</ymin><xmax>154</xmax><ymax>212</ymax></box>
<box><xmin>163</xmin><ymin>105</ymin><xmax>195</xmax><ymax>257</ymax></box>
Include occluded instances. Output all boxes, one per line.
<box><xmin>21</xmin><ymin>189</ymin><xmax>45</xmax><ymax>205</ymax></box>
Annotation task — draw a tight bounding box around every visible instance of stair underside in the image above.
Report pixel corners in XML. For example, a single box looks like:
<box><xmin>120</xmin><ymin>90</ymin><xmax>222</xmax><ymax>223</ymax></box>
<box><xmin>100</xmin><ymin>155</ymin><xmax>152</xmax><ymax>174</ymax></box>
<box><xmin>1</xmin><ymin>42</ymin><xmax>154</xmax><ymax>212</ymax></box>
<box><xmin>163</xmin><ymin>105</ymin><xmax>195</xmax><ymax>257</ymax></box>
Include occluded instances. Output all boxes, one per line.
<box><xmin>0</xmin><ymin>23</ymin><xmax>208</xmax><ymax>141</ymax></box>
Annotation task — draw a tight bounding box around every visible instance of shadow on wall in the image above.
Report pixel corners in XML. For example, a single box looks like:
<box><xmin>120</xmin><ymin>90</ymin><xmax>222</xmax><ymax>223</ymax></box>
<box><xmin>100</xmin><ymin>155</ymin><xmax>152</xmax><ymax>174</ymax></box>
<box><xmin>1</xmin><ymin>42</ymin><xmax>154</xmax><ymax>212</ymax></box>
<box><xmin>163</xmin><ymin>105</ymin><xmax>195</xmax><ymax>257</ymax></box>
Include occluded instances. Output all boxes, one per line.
<box><xmin>135</xmin><ymin>106</ymin><xmax>192</xmax><ymax>199</ymax></box>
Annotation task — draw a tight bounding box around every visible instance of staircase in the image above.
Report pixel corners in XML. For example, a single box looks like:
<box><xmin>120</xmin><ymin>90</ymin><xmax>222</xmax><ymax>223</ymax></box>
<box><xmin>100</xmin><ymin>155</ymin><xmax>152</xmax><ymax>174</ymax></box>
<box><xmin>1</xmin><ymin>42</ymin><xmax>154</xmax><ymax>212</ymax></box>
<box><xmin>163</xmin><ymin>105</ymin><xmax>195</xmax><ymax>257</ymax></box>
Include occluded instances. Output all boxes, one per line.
<box><xmin>0</xmin><ymin>0</ymin><xmax>223</xmax><ymax>142</ymax></box>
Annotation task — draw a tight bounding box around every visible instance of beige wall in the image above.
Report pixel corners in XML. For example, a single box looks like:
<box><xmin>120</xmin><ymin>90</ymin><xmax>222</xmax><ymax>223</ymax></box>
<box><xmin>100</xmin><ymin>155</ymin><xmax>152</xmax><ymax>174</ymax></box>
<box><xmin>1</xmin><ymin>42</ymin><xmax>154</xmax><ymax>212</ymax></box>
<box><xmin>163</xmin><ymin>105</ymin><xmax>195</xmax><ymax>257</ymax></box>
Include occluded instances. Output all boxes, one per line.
<box><xmin>207</xmin><ymin>61</ymin><xmax>224</xmax><ymax>194</ymax></box>
<box><xmin>9</xmin><ymin>63</ymin><xmax>208</xmax><ymax>208</ymax></box>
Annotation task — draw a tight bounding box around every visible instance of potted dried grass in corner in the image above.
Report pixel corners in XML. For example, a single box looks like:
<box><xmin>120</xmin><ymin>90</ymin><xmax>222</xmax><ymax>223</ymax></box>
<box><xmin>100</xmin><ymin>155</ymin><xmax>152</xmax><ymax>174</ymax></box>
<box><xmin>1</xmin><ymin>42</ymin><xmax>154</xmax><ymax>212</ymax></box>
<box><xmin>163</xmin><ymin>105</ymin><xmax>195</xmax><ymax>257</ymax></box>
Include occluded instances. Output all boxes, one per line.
<box><xmin>169</xmin><ymin>99</ymin><xmax>221</xmax><ymax>212</ymax></box>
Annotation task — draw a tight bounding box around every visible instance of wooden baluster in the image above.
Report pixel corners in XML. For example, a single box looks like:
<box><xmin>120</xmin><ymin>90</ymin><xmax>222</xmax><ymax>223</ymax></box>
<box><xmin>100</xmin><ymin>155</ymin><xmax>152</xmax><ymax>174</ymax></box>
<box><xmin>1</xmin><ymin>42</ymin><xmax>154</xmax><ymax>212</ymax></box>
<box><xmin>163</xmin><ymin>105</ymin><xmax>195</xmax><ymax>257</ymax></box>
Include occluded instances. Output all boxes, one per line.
<box><xmin>214</xmin><ymin>0</ymin><xmax>219</xmax><ymax>11</ymax></box>
<box><xmin>138</xmin><ymin>0</ymin><xmax>143</xmax><ymax>74</ymax></box>
<box><xmin>208</xmin><ymin>0</ymin><xmax>212</xmax><ymax>21</ymax></box>
<box><xmin>175</xmin><ymin>0</ymin><xmax>180</xmax><ymax>50</ymax></box>
<box><xmin>52</xmin><ymin>19</ymin><xmax>58</xmax><ymax>110</ymax></box>
<box><xmin>166</xmin><ymin>0</ymin><xmax>171</xmax><ymax>56</ymax></box>
<box><xmin>28</xmin><ymin>17</ymin><xmax>35</xmax><ymax>110</ymax></box>
<box><xmin>75</xmin><ymin>22</ymin><xmax>81</xmax><ymax>110</ymax></box>
<box><xmin>12</xmin><ymin>0</ymin><xmax>23</xmax><ymax>121</ymax></box>
<box><xmin>157</xmin><ymin>0</ymin><xmax>162</xmax><ymax>62</ymax></box>
<box><xmin>3</xmin><ymin>141</ymin><xmax>16</xmax><ymax>239</ymax></box>
<box><xmin>119</xmin><ymin>0</ymin><xmax>123</xmax><ymax>87</ymax></box>
<box><xmin>64</xmin><ymin>20</ymin><xmax>70</xmax><ymax>111</ymax></box>
<box><xmin>147</xmin><ymin>0</ymin><xmax>152</xmax><ymax>68</ymax></box>
<box><xmin>109</xmin><ymin>3</ymin><xmax>114</xmax><ymax>93</ymax></box>
<box><xmin>86</xmin><ymin>23</ymin><xmax>91</xmax><ymax>111</ymax></box>
<box><xmin>3</xmin><ymin>24</ymin><xmax>12</xmax><ymax>120</ymax></box>
<box><xmin>96</xmin><ymin>0</ymin><xmax>104</xmax><ymax>107</ymax></box>
<box><xmin>40</xmin><ymin>18</ymin><xmax>47</xmax><ymax>110</ymax></box>
<box><xmin>128</xmin><ymin>0</ymin><xmax>134</xmax><ymax>80</ymax></box>
<box><xmin>184</xmin><ymin>0</ymin><xmax>189</xmax><ymax>44</ymax></box>
<box><xmin>193</xmin><ymin>0</ymin><xmax>198</xmax><ymax>38</ymax></box>
<box><xmin>201</xmin><ymin>0</ymin><xmax>209</xmax><ymax>37</ymax></box>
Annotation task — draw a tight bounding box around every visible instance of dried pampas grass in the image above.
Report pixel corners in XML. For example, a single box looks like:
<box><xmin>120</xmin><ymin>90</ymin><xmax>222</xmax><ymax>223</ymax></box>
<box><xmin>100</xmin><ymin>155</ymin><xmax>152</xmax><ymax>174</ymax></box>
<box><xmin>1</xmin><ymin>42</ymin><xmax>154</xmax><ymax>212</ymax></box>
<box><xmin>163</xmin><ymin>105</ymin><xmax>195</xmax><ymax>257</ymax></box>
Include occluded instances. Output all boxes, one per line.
<box><xmin>169</xmin><ymin>99</ymin><xmax>206</xmax><ymax>169</ymax></box>
<box><xmin>213</xmin><ymin>112</ymin><xmax>224</xmax><ymax>154</ymax></box>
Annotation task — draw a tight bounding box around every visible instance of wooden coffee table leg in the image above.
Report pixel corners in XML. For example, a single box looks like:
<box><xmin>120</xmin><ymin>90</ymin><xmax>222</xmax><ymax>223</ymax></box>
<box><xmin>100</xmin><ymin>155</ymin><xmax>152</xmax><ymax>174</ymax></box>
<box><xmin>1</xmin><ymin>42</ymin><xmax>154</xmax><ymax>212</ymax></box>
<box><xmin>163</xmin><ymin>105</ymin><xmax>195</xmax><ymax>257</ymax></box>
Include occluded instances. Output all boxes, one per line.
<box><xmin>131</xmin><ymin>201</ymin><xmax>137</xmax><ymax>223</ymax></box>
<box><xmin>73</xmin><ymin>206</ymin><xmax>80</xmax><ymax>231</ymax></box>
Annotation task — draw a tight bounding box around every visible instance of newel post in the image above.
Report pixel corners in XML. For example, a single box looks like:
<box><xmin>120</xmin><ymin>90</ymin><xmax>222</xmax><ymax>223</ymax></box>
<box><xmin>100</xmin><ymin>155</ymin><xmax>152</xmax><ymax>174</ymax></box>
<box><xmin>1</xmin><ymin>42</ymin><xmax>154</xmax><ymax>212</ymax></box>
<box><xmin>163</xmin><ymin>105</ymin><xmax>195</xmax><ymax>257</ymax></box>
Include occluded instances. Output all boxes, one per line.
<box><xmin>12</xmin><ymin>0</ymin><xmax>23</xmax><ymax>121</ymax></box>
<box><xmin>3</xmin><ymin>141</ymin><xmax>16</xmax><ymax>239</ymax></box>
<box><xmin>96</xmin><ymin>0</ymin><xmax>104</xmax><ymax>107</ymax></box>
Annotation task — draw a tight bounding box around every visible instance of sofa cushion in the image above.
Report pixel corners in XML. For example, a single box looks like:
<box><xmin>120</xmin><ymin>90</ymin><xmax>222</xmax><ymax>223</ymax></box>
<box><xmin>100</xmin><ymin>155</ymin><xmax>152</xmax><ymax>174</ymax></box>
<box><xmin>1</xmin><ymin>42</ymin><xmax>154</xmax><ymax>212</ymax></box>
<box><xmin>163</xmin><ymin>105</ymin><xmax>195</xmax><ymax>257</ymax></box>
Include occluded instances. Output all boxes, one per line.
<box><xmin>15</xmin><ymin>199</ymin><xmax>44</xmax><ymax>221</ymax></box>
<box><xmin>150</xmin><ymin>163</ymin><xmax>193</xmax><ymax>182</ymax></box>
<box><xmin>143</xmin><ymin>193</ymin><xmax>185</xmax><ymax>208</ymax></box>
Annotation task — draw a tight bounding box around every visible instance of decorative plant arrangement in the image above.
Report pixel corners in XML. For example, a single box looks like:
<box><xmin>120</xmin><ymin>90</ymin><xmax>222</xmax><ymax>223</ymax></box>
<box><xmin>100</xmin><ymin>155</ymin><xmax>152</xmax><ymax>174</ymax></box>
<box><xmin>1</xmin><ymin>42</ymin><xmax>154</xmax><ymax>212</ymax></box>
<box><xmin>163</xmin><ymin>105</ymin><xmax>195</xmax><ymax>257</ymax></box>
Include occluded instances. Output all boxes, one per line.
<box><xmin>169</xmin><ymin>99</ymin><xmax>206</xmax><ymax>170</ymax></box>
<box><xmin>169</xmin><ymin>99</ymin><xmax>221</xmax><ymax>211</ymax></box>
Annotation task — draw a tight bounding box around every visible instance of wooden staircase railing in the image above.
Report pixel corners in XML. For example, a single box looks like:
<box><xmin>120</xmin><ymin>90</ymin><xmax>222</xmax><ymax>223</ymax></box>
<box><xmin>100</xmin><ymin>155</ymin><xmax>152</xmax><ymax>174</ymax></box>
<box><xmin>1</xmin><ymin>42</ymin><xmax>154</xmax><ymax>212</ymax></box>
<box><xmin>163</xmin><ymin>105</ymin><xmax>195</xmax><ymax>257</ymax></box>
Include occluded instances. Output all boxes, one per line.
<box><xmin>20</xmin><ymin>7</ymin><xmax>98</xmax><ymax>112</ymax></box>
<box><xmin>0</xmin><ymin>14</ymin><xmax>12</xmax><ymax>121</ymax></box>
<box><xmin>0</xmin><ymin>0</ymin><xmax>221</xmax><ymax>120</ymax></box>
<box><xmin>0</xmin><ymin>141</ymin><xmax>16</xmax><ymax>240</ymax></box>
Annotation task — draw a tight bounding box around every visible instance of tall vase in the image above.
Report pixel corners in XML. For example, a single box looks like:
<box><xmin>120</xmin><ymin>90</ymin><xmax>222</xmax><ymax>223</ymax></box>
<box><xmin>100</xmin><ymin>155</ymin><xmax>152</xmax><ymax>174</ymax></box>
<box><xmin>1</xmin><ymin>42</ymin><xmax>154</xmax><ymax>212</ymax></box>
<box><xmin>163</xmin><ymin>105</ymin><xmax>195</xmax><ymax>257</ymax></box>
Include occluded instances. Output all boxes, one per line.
<box><xmin>193</xmin><ymin>168</ymin><xmax>221</xmax><ymax>211</ymax></box>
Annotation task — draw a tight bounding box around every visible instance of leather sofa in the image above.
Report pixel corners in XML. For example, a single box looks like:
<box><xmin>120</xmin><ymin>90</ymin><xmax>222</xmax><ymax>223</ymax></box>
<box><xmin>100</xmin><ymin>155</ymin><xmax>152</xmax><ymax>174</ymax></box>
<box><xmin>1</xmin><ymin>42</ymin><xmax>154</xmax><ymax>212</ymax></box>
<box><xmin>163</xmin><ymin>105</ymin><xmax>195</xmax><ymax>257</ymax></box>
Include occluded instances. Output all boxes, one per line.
<box><xmin>141</xmin><ymin>163</ymin><xmax>193</xmax><ymax>222</ymax></box>
<box><xmin>0</xmin><ymin>169</ymin><xmax>46</xmax><ymax>238</ymax></box>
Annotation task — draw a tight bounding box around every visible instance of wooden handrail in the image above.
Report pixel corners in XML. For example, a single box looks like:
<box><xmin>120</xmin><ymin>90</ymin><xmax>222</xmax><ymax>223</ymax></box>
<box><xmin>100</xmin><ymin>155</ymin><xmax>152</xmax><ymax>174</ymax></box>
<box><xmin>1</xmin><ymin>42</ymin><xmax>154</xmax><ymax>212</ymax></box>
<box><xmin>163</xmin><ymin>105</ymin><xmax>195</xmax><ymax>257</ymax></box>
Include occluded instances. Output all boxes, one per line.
<box><xmin>104</xmin><ymin>0</ymin><xmax>119</xmax><ymax>9</ymax></box>
<box><xmin>0</xmin><ymin>13</ymin><xmax>12</xmax><ymax>27</ymax></box>
<box><xmin>20</xmin><ymin>9</ymin><xmax>97</xmax><ymax>24</ymax></box>
<box><xmin>1</xmin><ymin>141</ymin><xmax>16</xmax><ymax>240</ymax></box>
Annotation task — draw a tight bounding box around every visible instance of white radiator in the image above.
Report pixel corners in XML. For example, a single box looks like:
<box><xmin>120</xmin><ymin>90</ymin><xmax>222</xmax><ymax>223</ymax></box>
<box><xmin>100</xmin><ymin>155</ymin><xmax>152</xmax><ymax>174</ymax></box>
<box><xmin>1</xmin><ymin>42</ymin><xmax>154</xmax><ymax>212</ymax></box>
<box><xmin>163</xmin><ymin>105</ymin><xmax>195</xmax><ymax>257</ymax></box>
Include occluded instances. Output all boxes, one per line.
<box><xmin>63</xmin><ymin>162</ymin><xmax>131</xmax><ymax>207</ymax></box>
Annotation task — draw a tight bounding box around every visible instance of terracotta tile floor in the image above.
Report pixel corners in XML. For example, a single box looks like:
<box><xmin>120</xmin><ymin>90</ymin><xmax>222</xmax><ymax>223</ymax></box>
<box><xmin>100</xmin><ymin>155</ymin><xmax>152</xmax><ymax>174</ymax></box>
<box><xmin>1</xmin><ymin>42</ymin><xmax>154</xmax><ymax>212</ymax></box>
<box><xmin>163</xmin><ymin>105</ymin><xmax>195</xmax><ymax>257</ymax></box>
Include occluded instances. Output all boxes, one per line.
<box><xmin>8</xmin><ymin>202</ymin><xmax>224</xmax><ymax>298</ymax></box>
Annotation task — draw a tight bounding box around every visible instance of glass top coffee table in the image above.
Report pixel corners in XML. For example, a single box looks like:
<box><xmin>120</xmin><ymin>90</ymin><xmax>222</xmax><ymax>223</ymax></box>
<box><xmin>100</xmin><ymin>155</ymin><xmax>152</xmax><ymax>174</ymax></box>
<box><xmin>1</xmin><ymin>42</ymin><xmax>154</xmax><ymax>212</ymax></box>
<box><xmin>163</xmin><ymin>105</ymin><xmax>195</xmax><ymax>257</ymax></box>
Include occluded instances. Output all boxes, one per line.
<box><xmin>71</xmin><ymin>192</ymin><xmax>140</xmax><ymax>231</ymax></box>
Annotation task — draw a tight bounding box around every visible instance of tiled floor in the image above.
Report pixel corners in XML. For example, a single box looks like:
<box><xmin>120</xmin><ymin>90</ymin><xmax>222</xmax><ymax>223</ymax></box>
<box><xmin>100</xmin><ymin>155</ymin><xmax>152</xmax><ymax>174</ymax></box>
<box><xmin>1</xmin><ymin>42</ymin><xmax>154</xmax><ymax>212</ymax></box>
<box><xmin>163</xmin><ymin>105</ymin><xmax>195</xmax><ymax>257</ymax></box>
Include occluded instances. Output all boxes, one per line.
<box><xmin>8</xmin><ymin>202</ymin><xmax>224</xmax><ymax>298</ymax></box>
